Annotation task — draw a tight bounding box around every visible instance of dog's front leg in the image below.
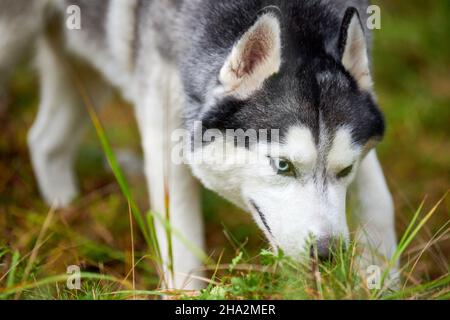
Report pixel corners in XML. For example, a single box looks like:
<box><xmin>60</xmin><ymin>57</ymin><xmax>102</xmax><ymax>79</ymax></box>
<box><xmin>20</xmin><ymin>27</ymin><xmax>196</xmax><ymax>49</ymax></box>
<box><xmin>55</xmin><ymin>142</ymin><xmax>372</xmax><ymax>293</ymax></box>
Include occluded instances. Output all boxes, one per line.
<box><xmin>353</xmin><ymin>150</ymin><xmax>398</xmax><ymax>277</ymax></box>
<box><xmin>135</xmin><ymin>61</ymin><xmax>205</xmax><ymax>291</ymax></box>
<box><xmin>29</xmin><ymin>37</ymin><xmax>111</xmax><ymax>207</ymax></box>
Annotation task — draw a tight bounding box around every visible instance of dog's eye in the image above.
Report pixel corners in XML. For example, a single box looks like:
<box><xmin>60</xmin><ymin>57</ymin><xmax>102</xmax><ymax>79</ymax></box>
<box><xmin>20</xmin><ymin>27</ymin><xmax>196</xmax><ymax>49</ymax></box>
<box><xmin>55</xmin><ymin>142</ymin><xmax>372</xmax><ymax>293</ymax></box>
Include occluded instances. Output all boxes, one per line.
<box><xmin>270</xmin><ymin>158</ymin><xmax>296</xmax><ymax>177</ymax></box>
<box><xmin>337</xmin><ymin>165</ymin><xmax>353</xmax><ymax>179</ymax></box>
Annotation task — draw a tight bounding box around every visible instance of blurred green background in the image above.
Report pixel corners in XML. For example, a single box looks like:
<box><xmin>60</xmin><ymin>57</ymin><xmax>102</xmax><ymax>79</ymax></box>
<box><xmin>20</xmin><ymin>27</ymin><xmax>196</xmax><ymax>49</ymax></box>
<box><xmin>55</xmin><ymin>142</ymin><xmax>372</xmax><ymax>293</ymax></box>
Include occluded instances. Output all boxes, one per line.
<box><xmin>0</xmin><ymin>0</ymin><xmax>449</xmax><ymax>295</ymax></box>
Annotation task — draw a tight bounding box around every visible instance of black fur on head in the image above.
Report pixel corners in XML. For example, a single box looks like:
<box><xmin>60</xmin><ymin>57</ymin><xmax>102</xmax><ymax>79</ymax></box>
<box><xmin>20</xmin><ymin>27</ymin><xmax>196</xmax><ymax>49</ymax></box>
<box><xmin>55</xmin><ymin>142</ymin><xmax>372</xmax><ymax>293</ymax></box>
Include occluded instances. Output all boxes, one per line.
<box><xmin>181</xmin><ymin>0</ymin><xmax>384</xmax><ymax>149</ymax></box>
<box><xmin>338</xmin><ymin>7</ymin><xmax>363</xmax><ymax>59</ymax></box>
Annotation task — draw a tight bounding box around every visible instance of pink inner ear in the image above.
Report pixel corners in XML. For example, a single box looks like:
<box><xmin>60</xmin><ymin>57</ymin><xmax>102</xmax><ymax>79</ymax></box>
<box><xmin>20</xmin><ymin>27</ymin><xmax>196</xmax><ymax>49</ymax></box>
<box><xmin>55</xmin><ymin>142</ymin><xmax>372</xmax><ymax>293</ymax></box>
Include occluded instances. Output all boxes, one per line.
<box><xmin>240</xmin><ymin>28</ymin><xmax>272</xmax><ymax>77</ymax></box>
<box><xmin>219</xmin><ymin>14</ymin><xmax>281</xmax><ymax>98</ymax></box>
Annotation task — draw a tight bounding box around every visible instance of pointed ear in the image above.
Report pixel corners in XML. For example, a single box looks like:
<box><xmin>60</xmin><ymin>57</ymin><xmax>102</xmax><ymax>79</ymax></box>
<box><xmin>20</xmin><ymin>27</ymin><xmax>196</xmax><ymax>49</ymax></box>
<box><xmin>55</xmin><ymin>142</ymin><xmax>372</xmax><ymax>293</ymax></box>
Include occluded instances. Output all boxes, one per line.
<box><xmin>218</xmin><ymin>13</ymin><xmax>281</xmax><ymax>99</ymax></box>
<box><xmin>339</xmin><ymin>8</ymin><xmax>372</xmax><ymax>91</ymax></box>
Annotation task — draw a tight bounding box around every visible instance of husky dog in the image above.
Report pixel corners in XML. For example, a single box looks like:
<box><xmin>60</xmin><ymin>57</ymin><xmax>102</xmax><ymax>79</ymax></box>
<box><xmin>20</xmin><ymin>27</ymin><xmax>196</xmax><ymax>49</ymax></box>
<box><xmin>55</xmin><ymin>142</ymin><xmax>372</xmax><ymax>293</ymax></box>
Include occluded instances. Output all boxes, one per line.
<box><xmin>0</xmin><ymin>0</ymin><xmax>397</xmax><ymax>290</ymax></box>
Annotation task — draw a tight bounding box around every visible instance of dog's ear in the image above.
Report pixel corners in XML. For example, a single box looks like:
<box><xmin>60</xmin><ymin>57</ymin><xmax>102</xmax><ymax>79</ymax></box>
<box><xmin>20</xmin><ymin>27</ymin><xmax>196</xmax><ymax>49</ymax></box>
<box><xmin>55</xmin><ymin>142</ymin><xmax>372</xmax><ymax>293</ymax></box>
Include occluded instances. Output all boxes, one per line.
<box><xmin>218</xmin><ymin>13</ymin><xmax>281</xmax><ymax>99</ymax></box>
<box><xmin>339</xmin><ymin>8</ymin><xmax>372</xmax><ymax>91</ymax></box>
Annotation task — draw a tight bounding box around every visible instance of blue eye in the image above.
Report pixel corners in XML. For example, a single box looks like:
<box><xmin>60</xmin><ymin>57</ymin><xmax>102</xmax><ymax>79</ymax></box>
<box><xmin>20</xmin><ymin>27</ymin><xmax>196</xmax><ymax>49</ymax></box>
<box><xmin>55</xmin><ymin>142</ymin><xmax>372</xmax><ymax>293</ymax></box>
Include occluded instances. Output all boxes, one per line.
<box><xmin>337</xmin><ymin>165</ymin><xmax>353</xmax><ymax>179</ymax></box>
<box><xmin>270</xmin><ymin>158</ymin><xmax>296</xmax><ymax>177</ymax></box>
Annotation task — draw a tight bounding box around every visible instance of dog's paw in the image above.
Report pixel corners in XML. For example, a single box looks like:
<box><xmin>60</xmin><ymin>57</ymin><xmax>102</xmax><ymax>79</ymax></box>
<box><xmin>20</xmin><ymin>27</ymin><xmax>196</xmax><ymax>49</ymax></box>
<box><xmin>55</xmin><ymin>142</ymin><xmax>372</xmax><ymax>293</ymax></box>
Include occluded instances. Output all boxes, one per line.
<box><xmin>42</xmin><ymin>185</ymin><xmax>78</xmax><ymax>209</ymax></box>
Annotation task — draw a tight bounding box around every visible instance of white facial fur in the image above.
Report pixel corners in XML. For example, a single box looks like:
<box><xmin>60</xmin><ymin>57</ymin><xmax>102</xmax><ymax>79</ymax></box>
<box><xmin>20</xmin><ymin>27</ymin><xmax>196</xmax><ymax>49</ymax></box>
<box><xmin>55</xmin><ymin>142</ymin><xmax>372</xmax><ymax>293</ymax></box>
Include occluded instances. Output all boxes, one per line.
<box><xmin>327</xmin><ymin>128</ymin><xmax>361</xmax><ymax>175</ymax></box>
<box><xmin>190</xmin><ymin>126</ymin><xmax>362</xmax><ymax>259</ymax></box>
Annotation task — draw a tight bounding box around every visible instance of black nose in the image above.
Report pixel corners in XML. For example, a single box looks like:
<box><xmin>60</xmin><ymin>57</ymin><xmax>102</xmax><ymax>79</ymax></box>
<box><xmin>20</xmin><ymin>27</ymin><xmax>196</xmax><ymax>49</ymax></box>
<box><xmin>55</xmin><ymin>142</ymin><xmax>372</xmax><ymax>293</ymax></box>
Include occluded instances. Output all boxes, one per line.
<box><xmin>310</xmin><ymin>236</ymin><xmax>337</xmax><ymax>262</ymax></box>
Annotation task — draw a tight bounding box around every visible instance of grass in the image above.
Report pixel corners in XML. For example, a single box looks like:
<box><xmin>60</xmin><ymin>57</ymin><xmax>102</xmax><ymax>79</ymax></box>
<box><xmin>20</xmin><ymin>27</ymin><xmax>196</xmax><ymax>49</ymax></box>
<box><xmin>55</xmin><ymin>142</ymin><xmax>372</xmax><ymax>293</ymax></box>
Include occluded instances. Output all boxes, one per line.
<box><xmin>0</xmin><ymin>0</ymin><xmax>449</xmax><ymax>300</ymax></box>
<box><xmin>192</xmin><ymin>215</ymin><xmax>450</xmax><ymax>300</ymax></box>
<box><xmin>0</xmin><ymin>196</ymin><xmax>448</xmax><ymax>300</ymax></box>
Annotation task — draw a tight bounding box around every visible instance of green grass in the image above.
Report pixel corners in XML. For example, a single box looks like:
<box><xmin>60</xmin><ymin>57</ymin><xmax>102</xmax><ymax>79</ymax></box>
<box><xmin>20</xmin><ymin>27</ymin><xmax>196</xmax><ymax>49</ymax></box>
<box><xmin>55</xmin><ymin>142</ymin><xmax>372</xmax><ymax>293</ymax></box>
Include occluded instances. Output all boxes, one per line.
<box><xmin>0</xmin><ymin>97</ymin><xmax>447</xmax><ymax>299</ymax></box>
<box><xmin>191</xmin><ymin>225</ymin><xmax>450</xmax><ymax>300</ymax></box>
<box><xmin>0</xmin><ymin>196</ymin><xmax>448</xmax><ymax>300</ymax></box>
<box><xmin>0</xmin><ymin>0</ymin><xmax>449</xmax><ymax>300</ymax></box>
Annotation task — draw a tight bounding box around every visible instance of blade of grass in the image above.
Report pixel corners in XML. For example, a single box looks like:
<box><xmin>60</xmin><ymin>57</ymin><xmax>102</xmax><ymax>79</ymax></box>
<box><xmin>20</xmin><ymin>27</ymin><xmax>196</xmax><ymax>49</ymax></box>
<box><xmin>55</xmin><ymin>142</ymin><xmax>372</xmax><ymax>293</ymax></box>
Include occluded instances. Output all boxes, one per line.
<box><xmin>72</xmin><ymin>74</ymin><xmax>161</xmax><ymax>265</ymax></box>
<box><xmin>101</xmin><ymin>290</ymin><xmax>165</xmax><ymax>298</ymax></box>
<box><xmin>207</xmin><ymin>249</ymin><xmax>225</xmax><ymax>292</ymax></box>
<box><xmin>150</xmin><ymin>210</ymin><xmax>210</xmax><ymax>264</ymax></box>
<box><xmin>164</xmin><ymin>188</ymin><xmax>175</xmax><ymax>281</ymax></box>
<box><xmin>146</xmin><ymin>213</ymin><xmax>164</xmax><ymax>277</ymax></box>
<box><xmin>391</xmin><ymin>193</ymin><xmax>447</xmax><ymax>269</ymax></box>
<box><xmin>375</xmin><ymin>192</ymin><xmax>448</xmax><ymax>298</ymax></box>
<box><xmin>127</xmin><ymin>202</ymin><xmax>136</xmax><ymax>299</ymax></box>
<box><xmin>402</xmin><ymin>220</ymin><xmax>450</xmax><ymax>291</ymax></box>
<box><xmin>16</xmin><ymin>205</ymin><xmax>56</xmax><ymax>299</ymax></box>
<box><xmin>6</xmin><ymin>251</ymin><xmax>20</xmax><ymax>289</ymax></box>
<box><xmin>0</xmin><ymin>248</ymin><xmax>9</xmax><ymax>261</ymax></box>
<box><xmin>397</xmin><ymin>199</ymin><xmax>426</xmax><ymax>249</ymax></box>
<box><xmin>0</xmin><ymin>272</ymin><xmax>125</xmax><ymax>298</ymax></box>
<box><xmin>383</xmin><ymin>273</ymin><xmax>450</xmax><ymax>300</ymax></box>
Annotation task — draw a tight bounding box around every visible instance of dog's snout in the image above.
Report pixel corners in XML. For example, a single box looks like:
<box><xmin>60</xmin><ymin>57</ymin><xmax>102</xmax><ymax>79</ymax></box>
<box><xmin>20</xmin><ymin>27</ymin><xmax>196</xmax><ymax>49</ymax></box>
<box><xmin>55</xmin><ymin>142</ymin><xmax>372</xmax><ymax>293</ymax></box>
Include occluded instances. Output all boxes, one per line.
<box><xmin>310</xmin><ymin>236</ymin><xmax>338</xmax><ymax>262</ymax></box>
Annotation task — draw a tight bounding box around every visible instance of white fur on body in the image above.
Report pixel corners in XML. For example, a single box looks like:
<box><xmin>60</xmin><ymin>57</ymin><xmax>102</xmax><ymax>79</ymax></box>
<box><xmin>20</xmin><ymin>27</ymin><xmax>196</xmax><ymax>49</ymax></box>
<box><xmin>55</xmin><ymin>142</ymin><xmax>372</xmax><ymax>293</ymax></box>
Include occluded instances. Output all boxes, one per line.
<box><xmin>8</xmin><ymin>0</ymin><xmax>205</xmax><ymax>290</ymax></box>
<box><xmin>28</xmin><ymin>37</ymin><xmax>83</xmax><ymax>206</ymax></box>
<box><xmin>354</xmin><ymin>151</ymin><xmax>397</xmax><ymax>267</ymax></box>
<box><xmin>107</xmin><ymin>0</ymin><xmax>138</xmax><ymax>73</ymax></box>
<box><xmin>134</xmin><ymin>36</ymin><xmax>205</xmax><ymax>289</ymax></box>
<box><xmin>0</xmin><ymin>1</ymin><xmax>48</xmax><ymax>113</ymax></box>
<box><xmin>0</xmin><ymin>2</ymin><xmax>397</xmax><ymax>290</ymax></box>
<box><xmin>28</xmin><ymin>33</ymin><xmax>112</xmax><ymax>206</ymax></box>
<box><xmin>60</xmin><ymin>0</ymin><xmax>138</xmax><ymax>102</ymax></box>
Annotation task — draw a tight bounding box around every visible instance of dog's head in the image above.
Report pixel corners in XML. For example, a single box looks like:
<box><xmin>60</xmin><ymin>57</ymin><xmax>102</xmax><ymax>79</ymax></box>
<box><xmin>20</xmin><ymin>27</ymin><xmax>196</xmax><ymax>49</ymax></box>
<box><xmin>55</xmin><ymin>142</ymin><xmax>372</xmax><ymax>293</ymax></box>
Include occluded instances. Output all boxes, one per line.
<box><xmin>188</xmin><ymin>8</ymin><xmax>384</xmax><ymax>259</ymax></box>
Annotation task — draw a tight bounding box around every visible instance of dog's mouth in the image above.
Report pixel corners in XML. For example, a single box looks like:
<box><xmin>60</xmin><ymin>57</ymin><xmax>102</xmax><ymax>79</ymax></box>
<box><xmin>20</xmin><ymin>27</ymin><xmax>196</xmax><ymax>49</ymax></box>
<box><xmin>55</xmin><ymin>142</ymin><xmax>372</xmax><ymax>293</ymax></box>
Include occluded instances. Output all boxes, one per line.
<box><xmin>249</xmin><ymin>199</ymin><xmax>272</xmax><ymax>237</ymax></box>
